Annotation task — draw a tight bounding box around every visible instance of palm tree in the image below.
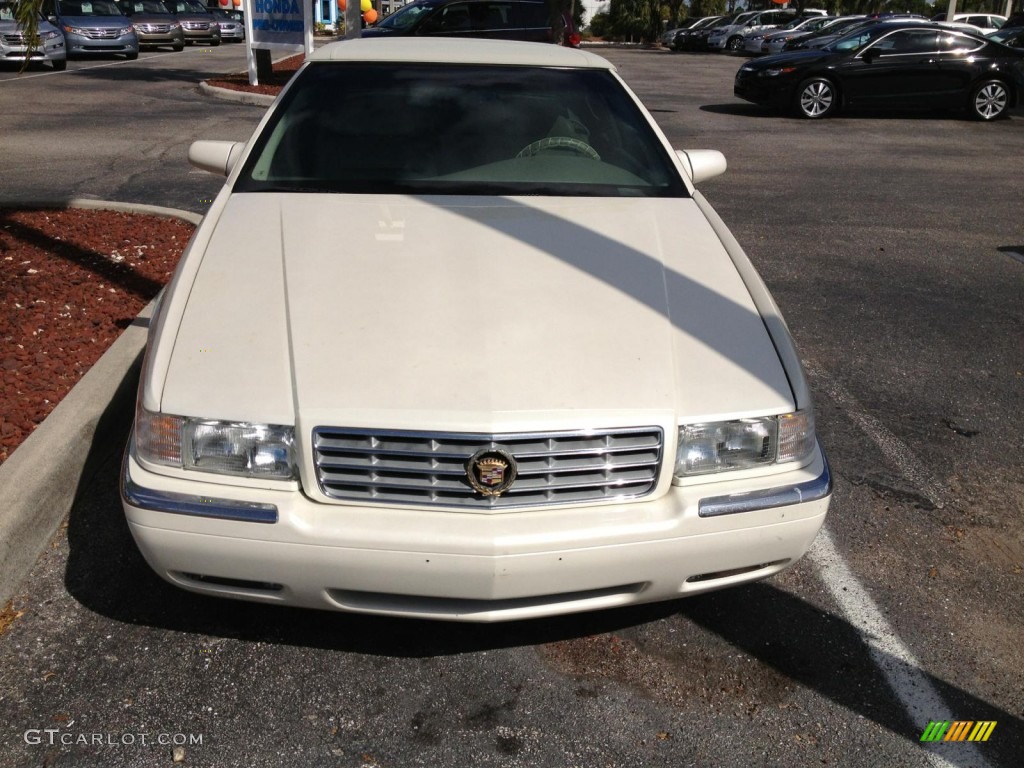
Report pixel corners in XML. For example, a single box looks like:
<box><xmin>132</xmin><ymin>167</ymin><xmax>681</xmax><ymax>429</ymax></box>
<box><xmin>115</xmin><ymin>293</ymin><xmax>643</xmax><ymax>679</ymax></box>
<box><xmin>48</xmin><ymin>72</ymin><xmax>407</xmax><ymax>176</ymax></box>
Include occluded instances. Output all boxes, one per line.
<box><xmin>14</xmin><ymin>0</ymin><xmax>44</xmax><ymax>70</ymax></box>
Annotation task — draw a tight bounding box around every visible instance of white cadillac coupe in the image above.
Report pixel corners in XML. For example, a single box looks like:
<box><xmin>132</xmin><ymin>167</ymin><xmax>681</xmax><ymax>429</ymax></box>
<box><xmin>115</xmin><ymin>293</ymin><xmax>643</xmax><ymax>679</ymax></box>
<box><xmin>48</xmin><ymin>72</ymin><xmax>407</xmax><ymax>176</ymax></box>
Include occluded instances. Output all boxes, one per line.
<box><xmin>121</xmin><ymin>38</ymin><xmax>831</xmax><ymax>622</ymax></box>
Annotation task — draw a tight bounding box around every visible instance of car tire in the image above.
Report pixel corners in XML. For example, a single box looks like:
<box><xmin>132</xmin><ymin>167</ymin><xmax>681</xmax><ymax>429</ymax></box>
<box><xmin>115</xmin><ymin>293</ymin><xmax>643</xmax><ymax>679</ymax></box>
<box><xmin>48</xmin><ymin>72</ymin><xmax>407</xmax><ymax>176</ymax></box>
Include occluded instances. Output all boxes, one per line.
<box><xmin>51</xmin><ymin>59</ymin><xmax>67</xmax><ymax>71</ymax></box>
<box><xmin>969</xmin><ymin>79</ymin><xmax>1009</xmax><ymax>121</ymax></box>
<box><xmin>173</xmin><ymin>43</ymin><xmax>184</xmax><ymax>52</ymax></box>
<box><xmin>126</xmin><ymin>51</ymin><xmax>139</xmax><ymax>60</ymax></box>
<box><xmin>211</xmin><ymin>40</ymin><xmax>221</xmax><ymax>46</ymax></box>
<box><xmin>795</xmin><ymin>77</ymin><xmax>837</xmax><ymax>119</ymax></box>
<box><xmin>727</xmin><ymin>36</ymin><xmax>744</xmax><ymax>52</ymax></box>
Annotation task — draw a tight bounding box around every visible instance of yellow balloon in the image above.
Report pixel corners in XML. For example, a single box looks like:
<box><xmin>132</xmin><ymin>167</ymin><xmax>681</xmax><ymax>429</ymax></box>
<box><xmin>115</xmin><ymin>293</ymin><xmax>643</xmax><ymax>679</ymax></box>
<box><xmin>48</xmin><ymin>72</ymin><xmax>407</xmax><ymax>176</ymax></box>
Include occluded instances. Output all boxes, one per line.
<box><xmin>360</xmin><ymin>0</ymin><xmax>370</xmax><ymax>10</ymax></box>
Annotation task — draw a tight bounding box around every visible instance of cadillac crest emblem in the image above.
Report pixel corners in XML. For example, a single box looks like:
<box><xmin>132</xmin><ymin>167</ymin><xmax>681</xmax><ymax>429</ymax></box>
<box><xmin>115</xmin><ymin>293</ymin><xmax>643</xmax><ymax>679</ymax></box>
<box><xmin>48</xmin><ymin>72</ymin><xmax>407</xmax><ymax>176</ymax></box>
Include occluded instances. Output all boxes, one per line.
<box><xmin>466</xmin><ymin>448</ymin><xmax>518</xmax><ymax>497</ymax></box>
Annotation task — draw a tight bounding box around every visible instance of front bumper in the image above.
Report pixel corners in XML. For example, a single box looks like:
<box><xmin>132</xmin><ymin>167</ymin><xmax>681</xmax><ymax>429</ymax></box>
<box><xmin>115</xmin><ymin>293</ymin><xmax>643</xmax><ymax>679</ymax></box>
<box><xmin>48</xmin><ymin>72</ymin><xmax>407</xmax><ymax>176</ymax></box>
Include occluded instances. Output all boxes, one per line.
<box><xmin>137</xmin><ymin>29</ymin><xmax>185</xmax><ymax>47</ymax></box>
<box><xmin>123</xmin><ymin>438</ymin><xmax>832</xmax><ymax>622</ymax></box>
<box><xmin>0</xmin><ymin>37</ymin><xmax>66</xmax><ymax>62</ymax></box>
<box><xmin>181</xmin><ymin>27</ymin><xmax>220</xmax><ymax>44</ymax></box>
<box><xmin>734</xmin><ymin>70</ymin><xmax>795</xmax><ymax>108</ymax></box>
<box><xmin>64</xmin><ymin>31</ymin><xmax>138</xmax><ymax>55</ymax></box>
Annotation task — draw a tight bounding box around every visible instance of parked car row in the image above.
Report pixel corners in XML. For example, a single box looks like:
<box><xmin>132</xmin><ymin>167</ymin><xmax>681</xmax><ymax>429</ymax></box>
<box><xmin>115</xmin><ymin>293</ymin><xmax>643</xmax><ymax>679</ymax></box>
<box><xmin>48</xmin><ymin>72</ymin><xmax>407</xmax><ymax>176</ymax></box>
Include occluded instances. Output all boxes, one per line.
<box><xmin>671</xmin><ymin>10</ymin><xmax>1011</xmax><ymax>58</ymax></box>
<box><xmin>733</xmin><ymin>19</ymin><xmax>1024</xmax><ymax>121</ymax></box>
<box><xmin>1</xmin><ymin>0</ymin><xmax>243</xmax><ymax>68</ymax></box>
<box><xmin>361</xmin><ymin>0</ymin><xmax>580</xmax><ymax>47</ymax></box>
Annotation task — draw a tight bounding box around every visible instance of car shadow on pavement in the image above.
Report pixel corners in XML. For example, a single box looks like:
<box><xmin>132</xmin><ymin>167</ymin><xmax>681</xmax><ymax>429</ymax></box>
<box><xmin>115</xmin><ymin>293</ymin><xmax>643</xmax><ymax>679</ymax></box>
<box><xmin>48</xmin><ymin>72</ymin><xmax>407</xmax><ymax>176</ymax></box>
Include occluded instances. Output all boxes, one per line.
<box><xmin>700</xmin><ymin>103</ymin><xmax>779</xmax><ymax>118</ymax></box>
<box><xmin>702</xmin><ymin>103</ymin><xmax>991</xmax><ymax>122</ymax></box>
<box><xmin>60</xmin><ymin>59</ymin><xmax>248</xmax><ymax>87</ymax></box>
<box><xmin>63</xmin><ymin>399</ymin><xmax>1022</xmax><ymax>766</ymax></box>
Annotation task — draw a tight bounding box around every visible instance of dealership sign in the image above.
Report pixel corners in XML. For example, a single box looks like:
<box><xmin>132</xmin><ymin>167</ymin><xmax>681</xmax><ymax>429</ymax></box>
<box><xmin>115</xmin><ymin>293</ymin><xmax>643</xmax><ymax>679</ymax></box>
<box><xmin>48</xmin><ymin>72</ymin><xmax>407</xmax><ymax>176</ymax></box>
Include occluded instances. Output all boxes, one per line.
<box><xmin>243</xmin><ymin>0</ymin><xmax>313</xmax><ymax>85</ymax></box>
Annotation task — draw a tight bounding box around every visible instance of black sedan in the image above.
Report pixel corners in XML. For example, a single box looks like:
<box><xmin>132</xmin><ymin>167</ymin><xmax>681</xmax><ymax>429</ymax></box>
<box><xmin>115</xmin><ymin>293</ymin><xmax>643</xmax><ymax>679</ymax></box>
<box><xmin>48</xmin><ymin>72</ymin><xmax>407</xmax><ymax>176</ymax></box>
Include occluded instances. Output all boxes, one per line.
<box><xmin>734</xmin><ymin>21</ymin><xmax>1024</xmax><ymax>120</ymax></box>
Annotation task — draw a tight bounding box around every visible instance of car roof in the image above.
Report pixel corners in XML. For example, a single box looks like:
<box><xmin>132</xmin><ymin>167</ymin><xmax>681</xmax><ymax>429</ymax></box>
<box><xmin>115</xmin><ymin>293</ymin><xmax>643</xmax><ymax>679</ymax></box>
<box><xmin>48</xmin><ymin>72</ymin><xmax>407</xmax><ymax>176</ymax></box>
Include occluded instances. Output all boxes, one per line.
<box><xmin>308</xmin><ymin>38</ymin><xmax>616</xmax><ymax>70</ymax></box>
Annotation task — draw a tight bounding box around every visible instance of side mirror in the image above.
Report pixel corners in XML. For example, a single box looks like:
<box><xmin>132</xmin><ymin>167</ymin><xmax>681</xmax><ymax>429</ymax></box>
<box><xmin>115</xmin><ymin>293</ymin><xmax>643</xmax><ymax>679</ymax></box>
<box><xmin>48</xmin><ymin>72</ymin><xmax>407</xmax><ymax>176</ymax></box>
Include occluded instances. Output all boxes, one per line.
<box><xmin>675</xmin><ymin>149</ymin><xmax>727</xmax><ymax>184</ymax></box>
<box><xmin>188</xmin><ymin>140</ymin><xmax>245</xmax><ymax>177</ymax></box>
<box><xmin>862</xmin><ymin>48</ymin><xmax>877</xmax><ymax>63</ymax></box>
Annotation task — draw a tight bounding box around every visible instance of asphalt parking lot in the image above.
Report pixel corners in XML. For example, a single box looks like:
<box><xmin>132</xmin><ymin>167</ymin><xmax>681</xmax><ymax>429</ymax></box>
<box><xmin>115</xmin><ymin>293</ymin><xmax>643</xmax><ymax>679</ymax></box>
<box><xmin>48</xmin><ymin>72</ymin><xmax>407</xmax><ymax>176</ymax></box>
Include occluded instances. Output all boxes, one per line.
<box><xmin>0</xmin><ymin>43</ymin><xmax>1021</xmax><ymax>767</ymax></box>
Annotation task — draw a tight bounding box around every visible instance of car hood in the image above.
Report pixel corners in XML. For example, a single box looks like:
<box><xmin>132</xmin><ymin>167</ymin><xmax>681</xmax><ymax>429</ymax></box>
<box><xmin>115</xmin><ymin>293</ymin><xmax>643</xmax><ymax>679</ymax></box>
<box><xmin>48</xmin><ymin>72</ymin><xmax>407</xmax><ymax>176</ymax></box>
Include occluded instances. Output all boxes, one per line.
<box><xmin>0</xmin><ymin>19</ymin><xmax>59</xmax><ymax>32</ymax></box>
<box><xmin>56</xmin><ymin>14</ymin><xmax>130</xmax><ymax>26</ymax></box>
<box><xmin>130</xmin><ymin>13</ymin><xmax>176</xmax><ymax>22</ymax></box>
<box><xmin>744</xmin><ymin>48</ymin><xmax>835</xmax><ymax>68</ymax></box>
<box><xmin>159</xmin><ymin>194</ymin><xmax>794</xmax><ymax>433</ymax></box>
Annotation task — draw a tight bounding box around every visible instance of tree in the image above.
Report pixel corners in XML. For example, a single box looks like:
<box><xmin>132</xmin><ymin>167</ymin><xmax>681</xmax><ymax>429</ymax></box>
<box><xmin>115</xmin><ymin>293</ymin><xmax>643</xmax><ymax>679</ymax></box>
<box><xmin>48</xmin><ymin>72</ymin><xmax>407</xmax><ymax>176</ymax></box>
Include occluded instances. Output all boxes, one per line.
<box><xmin>14</xmin><ymin>0</ymin><xmax>43</xmax><ymax>70</ymax></box>
<box><xmin>665</xmin><ymin>0</ymin><xmax>687</xmax><ymax>28</ymax></box>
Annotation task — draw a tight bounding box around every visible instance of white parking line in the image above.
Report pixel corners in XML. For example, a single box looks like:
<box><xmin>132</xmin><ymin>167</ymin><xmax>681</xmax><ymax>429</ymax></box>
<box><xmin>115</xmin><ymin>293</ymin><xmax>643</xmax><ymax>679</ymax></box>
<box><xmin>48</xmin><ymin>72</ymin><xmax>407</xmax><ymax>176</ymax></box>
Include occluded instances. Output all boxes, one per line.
<box><xmin>0</xmin><ymin>50</ymin><xmax>210</xmax><ymax>84</ymax></box>
<box><xmin>804</xmin><ymin>362</ymin><xmax>991</xmax><ymax>766</ymax></box>
<box><xmin>809</xmin><ymin>525</ymin><xmax>990</xmax><ymax>768</ymax></box>
<box><xmin>804</xmin><ymin>362</ymin><xmax>949</xmax><ymax>509</ymax></box>
<box><xmin>1003</xmin><ymin>250</ymin><xmax>1024</xmax><ymax>265</ymax></box>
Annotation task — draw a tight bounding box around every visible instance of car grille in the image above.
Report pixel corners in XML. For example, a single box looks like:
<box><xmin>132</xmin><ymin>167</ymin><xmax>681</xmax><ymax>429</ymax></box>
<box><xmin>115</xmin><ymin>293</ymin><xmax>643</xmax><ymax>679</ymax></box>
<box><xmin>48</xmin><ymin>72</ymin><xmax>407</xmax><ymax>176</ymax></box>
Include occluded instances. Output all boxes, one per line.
<box><xmin>137</xmin><ymin>23</ymin><xmax>172</xmax><ymax>33</ymax></box>
<box><xmin>313</xmin><ymin>426</ymin><xmax>664</xmax><ymax>509</ymax></box>
<box><xmin>3</xmin><ymin>33</ymin><xmax>27</xmax><ymax>44</ymax></box>
<box><xmin>81</xmin><ymin>27</ymin><xmax>122</xmax><ymax>39</ymax></box>
<box><xmin>182</xmin><ymin>21</ymin><xmax>210</xmax><ymax>30</ymax></box>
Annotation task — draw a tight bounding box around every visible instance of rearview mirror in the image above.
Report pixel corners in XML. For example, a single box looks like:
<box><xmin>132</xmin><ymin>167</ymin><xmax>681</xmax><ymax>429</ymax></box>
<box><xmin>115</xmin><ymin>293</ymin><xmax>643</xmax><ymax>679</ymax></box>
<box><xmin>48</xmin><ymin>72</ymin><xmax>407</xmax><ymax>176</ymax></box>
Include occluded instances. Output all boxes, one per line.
<box><xmin>188</xmin><ymin>140</ymin><xmax>245</xmax><ymax>177</ymax></box>
<box><xmin>675</xmin><ymin>149</ymin><xmax>727</xmax><ymax>184</ymax></box>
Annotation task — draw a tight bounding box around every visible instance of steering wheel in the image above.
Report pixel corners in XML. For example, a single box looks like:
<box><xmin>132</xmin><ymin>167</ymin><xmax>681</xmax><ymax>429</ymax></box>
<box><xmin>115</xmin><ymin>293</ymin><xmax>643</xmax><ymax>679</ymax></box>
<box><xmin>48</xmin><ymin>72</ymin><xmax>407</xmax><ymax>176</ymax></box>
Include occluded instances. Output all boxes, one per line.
<box><xmin>516</xmin><ymin>136</ymin><xmax>601</xmax><ymax>161</ymax></box>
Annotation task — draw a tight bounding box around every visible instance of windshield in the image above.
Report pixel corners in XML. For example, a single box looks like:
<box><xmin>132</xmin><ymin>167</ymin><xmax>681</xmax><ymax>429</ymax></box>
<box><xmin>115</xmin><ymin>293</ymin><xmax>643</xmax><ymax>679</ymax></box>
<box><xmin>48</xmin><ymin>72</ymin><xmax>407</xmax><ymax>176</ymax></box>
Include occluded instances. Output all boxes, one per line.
<box><xmin>166</xmin><ymin>0</ymin><xmax>208</xmax><ymax>13</ymax></box>
<box><xmin>825</xmin><ymin>24</ymin><xmax>891</xmax><ymax>52</ymax></box>
<box><xmin>377</xmin><ymin>0</ymin><xmax>436</xmax><ymax>31</ymax></box>
<box><xmin>120</xmin><ymin>0</ymin><xmax>172</xmax><ymax>13</ymax></box>
<box><xmin>235</xmin><ymin>63</ymin><xmax>687</xmax><ymax>198</ymax></box>
<box><xmin>57</xmin><ymin>0</ymin><xmax>125</xmax><ymax>16</ymax></box>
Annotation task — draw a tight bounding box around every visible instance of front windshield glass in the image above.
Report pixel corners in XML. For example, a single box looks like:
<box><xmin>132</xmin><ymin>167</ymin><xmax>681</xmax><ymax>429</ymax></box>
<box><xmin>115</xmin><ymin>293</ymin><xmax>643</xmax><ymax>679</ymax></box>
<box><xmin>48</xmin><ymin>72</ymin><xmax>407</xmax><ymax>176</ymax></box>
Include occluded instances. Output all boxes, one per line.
<box><xmin>58</xmin><ymin>0</ymin><xmax>125</xmax><ymax>15</ymax></box>
<box><xmin>377</xmin><ymin>1</ymin><xmax>436</xmax><ymax>31</ymax></box>
<box><xmin>121</xmin><ymin>0</ymin><xmax>172</xmax><ymax>14</ymax></box>
<box><xmin>826</xmin><ymin>24</ymin><xmax>892</xmax><ymax>52</ymax></box>
<box><xmin>235</xmin><ymin>63</ymin><xmax>687</xmax><ymax>198</ymax></box>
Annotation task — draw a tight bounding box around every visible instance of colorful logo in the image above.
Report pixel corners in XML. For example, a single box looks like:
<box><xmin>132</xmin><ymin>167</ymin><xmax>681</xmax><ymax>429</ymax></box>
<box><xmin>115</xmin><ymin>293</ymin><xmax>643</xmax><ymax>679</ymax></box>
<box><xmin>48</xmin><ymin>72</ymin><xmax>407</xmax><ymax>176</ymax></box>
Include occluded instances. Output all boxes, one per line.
<box><xmin>465</xmin><ymin>448</ymin><xmax>518</xmax><ymax>497</ymax></box>
<box><xmin>920</xmin><ymin>721</ymin><xmax>996</xmax><ymax>742</ymax></box>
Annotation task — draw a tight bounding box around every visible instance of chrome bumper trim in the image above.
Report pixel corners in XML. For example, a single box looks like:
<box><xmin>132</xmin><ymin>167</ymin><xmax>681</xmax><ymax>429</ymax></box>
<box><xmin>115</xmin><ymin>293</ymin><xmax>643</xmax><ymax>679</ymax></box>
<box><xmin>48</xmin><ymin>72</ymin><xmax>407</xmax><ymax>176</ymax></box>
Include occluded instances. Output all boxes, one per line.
<box><xmin>698</xmin><ymin>447</ymin><xmax>832</xmax><ymax>518</ymax></box>
<box><xmin>121</xmin><ymin>451</ymin><xmax>278</xmax><ymax>524</ymax></box>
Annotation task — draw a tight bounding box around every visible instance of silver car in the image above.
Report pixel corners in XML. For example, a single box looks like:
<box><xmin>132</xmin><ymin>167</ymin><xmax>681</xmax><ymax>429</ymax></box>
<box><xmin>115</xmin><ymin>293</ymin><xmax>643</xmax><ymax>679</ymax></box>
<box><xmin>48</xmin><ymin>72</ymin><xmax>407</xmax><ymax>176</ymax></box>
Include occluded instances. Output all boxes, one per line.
<box><xmin>118</xmin><ymin>0</ymin><xmax>184</xmax><ymax>51</ymax></box>
<box><xmin>0</xmin><ymin>0</ymin><xmax>67</xmax><ymax>69</ymax></box>
<box><xmin>164</xmin><ymin>0</ymin><xmax>220</xmax><ymax>45</ymax></box>
<box><xmin>211</xmin><ymin>8</ymin><xmax>243</xmax><ymax>42</ymax></box>
<box><xmin>42</xmin><ymin>0</ymin><xmax>139</xmax><ymax>59</ymax></box>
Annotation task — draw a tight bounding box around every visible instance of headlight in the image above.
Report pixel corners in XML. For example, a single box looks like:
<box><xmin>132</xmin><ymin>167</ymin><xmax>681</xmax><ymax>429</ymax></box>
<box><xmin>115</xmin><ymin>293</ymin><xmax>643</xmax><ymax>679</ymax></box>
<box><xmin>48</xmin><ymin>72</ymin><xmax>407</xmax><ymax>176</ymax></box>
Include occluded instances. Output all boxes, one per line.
<box><xmin>674</xmin><ymin>411</ymin><xmax>815</xmax><ymax>480</ymax></box>
<box><xmin>42</xmin><ymin>30</ymin><xmax>61</xmax><ymax>40</ymax></box>
<box><xmin>122</xmin><ymin>26</ymin><xmax>135</xmax><ymax>35</ymax></box>
<box><xmin>136</xmin><ymin>405</ymin><xmax>295</xmax><ymax>480</ymax></box>
<box><xmin>763</xmin><ymin>66</ymin><xmax>798</xmax><ymax>77</ymax></box>
<box><xmin>171</xmin><ymin>21</ymin><xmax>181</xmax><ymax>28</ymax></box>
<box><xmin>64</xmin><ymin>25</ymin><xmax>86</xmax><ymax>34</ymax></box>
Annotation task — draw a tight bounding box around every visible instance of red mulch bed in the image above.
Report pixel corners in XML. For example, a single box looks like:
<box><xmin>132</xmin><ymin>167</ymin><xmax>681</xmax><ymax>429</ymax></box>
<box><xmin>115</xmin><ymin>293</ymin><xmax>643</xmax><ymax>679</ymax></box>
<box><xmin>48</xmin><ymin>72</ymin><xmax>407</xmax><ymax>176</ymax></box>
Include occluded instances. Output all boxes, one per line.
<box><xmin>205</xmin><ymin>52</ymin><xmax>305</xmax><ymax>96</ymax></box>
<box><xmin>0</xmin><ymin>208</ymin><xmax>194</xmax><ymax>464</ymax></box>
<box><xmin>1</xmin><ymin>54</ymin><xmax>306</xmax><ymax>464</ymax></box>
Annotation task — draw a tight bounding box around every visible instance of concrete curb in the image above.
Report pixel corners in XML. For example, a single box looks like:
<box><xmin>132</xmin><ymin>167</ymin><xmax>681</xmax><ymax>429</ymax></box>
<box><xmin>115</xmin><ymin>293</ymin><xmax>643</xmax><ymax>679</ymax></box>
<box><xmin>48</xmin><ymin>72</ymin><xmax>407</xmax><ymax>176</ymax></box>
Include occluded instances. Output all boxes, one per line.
<box><xmin>198</xmin><ymin>80</ymin><xmax>276</xmax><ymax>107</ymax></box>
<box><xmin>0</xmin><ymin>200</ymin><xmax>202</xmax><ymax>607</ymax></box>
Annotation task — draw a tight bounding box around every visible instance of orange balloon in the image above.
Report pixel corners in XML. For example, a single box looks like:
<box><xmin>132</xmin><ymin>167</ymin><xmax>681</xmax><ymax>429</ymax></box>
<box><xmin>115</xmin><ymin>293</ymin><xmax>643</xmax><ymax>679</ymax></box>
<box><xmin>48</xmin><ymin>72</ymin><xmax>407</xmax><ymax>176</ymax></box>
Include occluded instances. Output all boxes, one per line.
<box><xmin>219</xmin><ymin>0</ymin><xmax>228</xmax><ymax>5</ymax></box>
<box><xmin>363</xmin><ymin>8</ymin><xmax>377</xmax><ymax>23</ymax></box>
<box><xmin>337</xmin><ymin>0</ymin><xmax>345</xmax><ymax>9</ymax></box>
